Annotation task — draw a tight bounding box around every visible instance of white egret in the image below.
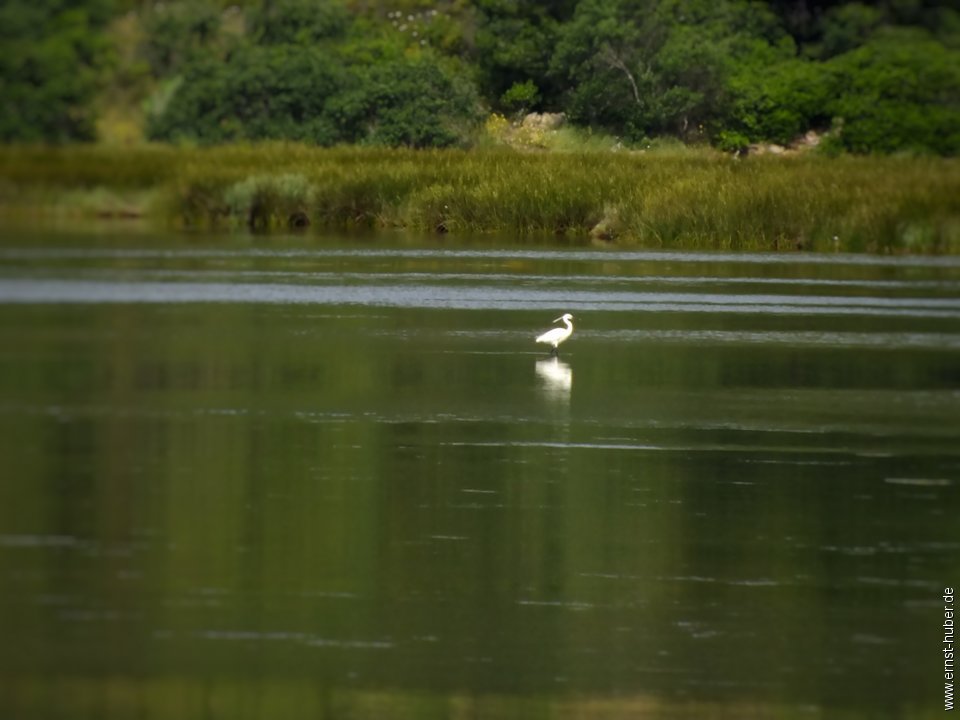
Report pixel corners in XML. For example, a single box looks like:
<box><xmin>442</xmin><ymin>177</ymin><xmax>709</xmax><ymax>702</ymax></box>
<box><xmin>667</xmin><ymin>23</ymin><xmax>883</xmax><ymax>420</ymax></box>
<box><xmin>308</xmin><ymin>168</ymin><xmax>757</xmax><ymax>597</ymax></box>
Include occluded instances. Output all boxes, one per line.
<box><xmin>535</xmin><ymin>313</ymin><xmax>574</xmax><ymax>355</ymax></box>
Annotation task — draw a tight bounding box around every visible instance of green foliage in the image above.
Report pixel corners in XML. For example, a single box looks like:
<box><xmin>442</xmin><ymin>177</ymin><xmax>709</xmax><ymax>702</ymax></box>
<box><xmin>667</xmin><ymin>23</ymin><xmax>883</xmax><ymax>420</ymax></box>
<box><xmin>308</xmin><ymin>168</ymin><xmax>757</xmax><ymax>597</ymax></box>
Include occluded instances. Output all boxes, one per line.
<box><xmin>247</xmin><ymin>0</ymin><xmax>350</xmax><ymax>45</ymax></box>
<box><xmin>417</xmin><ymin>10</ymin><xmax>470</xmax><ymax>55</ymax></box>
<box><xmin>147</xmin><ymin>40</ymin><xmax>481</xmax><ymax>149</ymax></box>
<box><xmin>344</xmin><ymin>56</ymin><xmax>483</xmax><ymax>148</ymax></box>
<box><xmin>726</xmin><ymin>58</ymin><xmax>835</xmax><ymax>144</ymax></box>
<box><xmin>141</xmin><ymin>1</ymin><xmax>223</xmax><ymax>75</ymax></box>
<box><xmin>715</xmin><ymin>130</ymin><xmax>751</xmax><ymax>153</ymax></box>
<box><xmin>500</xmin><ymin>80</ymin><xmax>541</xmax><ymax>114</ymax></box>
<box><xmin>550</xmin><ymin>0</ymin><xmax>793</xmax><ymax>140</ymax></box>
<box><xmin>146</xmin><ymin>44</ymin><xmax>352</xmax><ymax>144</ymax></box>
<box><xmin>934</xmin><ymin>9</ymin><xmax>960</xmax><ymax>49</ymax></box>
<box><xmin>4</xmin><ymin>0</ymin><xmax>960</xmax><ymax>154</ymax></box>
<box><xmin>826</xmin><ymin>31</ymin><xmax>960</xmax><ymax>155</ymax></box>
<box><xmin>0</xmin><ymin>1</ymin><xmax>113</xmax><ymax>142</ymax></box>
<box><xmin>472</xmin><ymin>5</ymin><xmax>559</xmax><ymax>106</ymax></box>
<box><xmin>550</xmin><ymin>0</ymin><xmax>659</xmax><ymax>133</ymax></box>
<box><xmin>816</xmin><ymin>3</ymin><xmax>885</xmax><ymax>58</ymax></box>
<box><xmin>337</xmin><ymin>17</ymin><xmax>407</xmax><ymax>66</ymax></box>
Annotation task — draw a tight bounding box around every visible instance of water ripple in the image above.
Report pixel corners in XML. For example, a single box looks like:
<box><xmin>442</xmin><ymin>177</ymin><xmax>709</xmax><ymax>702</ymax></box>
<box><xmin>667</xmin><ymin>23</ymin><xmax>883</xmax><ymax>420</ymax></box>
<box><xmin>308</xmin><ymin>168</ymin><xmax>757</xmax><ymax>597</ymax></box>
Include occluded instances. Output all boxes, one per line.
<box><xmin>1</xmin><ymin>278</ymin><xmax>959</xmax><ymax>319</ymax></box>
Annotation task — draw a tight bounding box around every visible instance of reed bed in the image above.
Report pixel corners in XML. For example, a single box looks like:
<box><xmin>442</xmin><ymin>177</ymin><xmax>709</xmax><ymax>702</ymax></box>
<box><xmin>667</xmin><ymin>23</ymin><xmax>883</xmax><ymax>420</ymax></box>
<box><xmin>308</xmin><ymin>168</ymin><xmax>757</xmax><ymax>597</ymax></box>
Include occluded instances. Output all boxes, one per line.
<box><xmin>1</xmin><ymin>144</ymin><xmax>958</xmax><ymax>252</ymax></box>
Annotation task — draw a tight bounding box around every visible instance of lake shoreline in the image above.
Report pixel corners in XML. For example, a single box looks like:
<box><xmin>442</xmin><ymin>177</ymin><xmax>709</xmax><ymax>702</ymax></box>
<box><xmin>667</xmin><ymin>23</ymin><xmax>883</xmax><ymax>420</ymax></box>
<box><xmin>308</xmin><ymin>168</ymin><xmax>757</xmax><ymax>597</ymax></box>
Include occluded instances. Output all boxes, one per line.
<box><xmin>2</xmin><ymin>144</ymin><xmax>958</xmax><ymax>254</ymax></box>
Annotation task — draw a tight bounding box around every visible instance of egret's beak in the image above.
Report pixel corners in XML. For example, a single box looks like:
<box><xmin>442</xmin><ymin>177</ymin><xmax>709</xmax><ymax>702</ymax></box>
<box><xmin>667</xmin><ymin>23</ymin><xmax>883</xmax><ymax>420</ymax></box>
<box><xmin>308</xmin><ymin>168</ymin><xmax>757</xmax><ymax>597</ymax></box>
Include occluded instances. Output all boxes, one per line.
<box><xmin>553</xmin><ymin>316</ymin><xmax>564</xmax><ymax>323</ymax></box>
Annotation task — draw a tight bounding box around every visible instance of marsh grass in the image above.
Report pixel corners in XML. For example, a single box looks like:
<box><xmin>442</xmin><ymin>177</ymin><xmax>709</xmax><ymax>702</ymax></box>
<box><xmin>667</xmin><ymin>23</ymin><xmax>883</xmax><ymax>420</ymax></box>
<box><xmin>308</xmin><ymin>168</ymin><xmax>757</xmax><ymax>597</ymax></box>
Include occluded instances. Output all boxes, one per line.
<box><xmin>223</xmin><ymin>173</ymin><xmax>314</xmax><ymax>229</ymax></box>
<box><xmin>1</xmin><ymin>144</ymin><xmax>958</xmax><ymax>252</ymax></box>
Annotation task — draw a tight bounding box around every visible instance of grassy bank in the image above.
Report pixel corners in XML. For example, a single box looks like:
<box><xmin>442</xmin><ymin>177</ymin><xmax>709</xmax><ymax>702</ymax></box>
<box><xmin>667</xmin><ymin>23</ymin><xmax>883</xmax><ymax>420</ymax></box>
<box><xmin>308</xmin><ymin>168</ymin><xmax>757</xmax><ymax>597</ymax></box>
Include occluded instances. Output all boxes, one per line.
<box><xmin>1</xmin><ymin>144</ymin><xmax>959</xmax><ymax>252</ymax></box>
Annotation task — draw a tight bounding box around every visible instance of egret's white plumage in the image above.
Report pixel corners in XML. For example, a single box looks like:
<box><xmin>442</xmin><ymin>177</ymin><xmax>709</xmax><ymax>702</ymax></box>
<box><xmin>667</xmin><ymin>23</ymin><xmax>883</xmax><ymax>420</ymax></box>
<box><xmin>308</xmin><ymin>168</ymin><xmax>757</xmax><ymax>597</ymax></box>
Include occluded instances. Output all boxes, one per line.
<box><xmin>535</xmin><ymin>313</ymin><xmax>574</xmax><ymax>354</ymax></box>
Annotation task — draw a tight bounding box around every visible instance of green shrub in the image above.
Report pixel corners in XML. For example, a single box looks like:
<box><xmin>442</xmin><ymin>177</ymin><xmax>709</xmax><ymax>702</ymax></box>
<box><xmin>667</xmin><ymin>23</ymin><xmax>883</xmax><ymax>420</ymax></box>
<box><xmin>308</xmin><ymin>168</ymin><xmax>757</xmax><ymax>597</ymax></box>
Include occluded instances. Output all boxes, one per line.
<box><xmin>725</xmin><ymin>58</ymin><xmax>835</xmax><ymax>144</ymax></box>
<box><xmin>0</xmin><ymin>2</ymin><xmax>112</xmax><ymax>142</ymax></box>
<box><xmin>550</xmin><ymin>0</ymin><xmax>793</xmax><ymax>140</ymax></box>
<box><xmin>715</xmin><ymin>130</ymin><xmax>750</xmax><ymax>153</ymax></box>
<box><xmin>473</xmin><ymin>7</ymin><xmax>559</xmax><ymax>107</ymax></box>
<box><xmin>826</xmin><ymin>32</ymin><xmax>960</xmax><ymax>155</ymax></box>
<box><xmin>342</xmin><ymin>56</ymin><xmax>483</xmax><ymax>148</ymax></box>
<box><xmin>141</xmin><ymin>1</ymin><xmax>222</xmax><ymax>76</ymax></box>
<box><xmin>816</xmin><ymin>3</ymin><xmax>886</xmax><ymax>59</ymax></box>
<box><xmin>146</xmin><ymin>44</ymin><xmax>353</xmax><ymax>145</ymax></box>
<box><xmin>500</xmin><ymin>80</ymin><xmax>541</xmax><ymax>115</ymax></box>
<box><xmin>247</xmin><ymin>0</ymin><xmax>350</xmax><ymax>45</ymax></box>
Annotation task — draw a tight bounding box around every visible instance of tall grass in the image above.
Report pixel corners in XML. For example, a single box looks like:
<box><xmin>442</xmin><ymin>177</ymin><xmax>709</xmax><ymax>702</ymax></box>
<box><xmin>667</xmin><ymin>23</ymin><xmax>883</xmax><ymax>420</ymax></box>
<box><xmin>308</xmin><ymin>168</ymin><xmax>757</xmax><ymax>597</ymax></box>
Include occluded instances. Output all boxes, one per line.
<box><xmin>1</xmin><ymin>143</ymin><xmax>958</xmax><ymax>252</ymax></box>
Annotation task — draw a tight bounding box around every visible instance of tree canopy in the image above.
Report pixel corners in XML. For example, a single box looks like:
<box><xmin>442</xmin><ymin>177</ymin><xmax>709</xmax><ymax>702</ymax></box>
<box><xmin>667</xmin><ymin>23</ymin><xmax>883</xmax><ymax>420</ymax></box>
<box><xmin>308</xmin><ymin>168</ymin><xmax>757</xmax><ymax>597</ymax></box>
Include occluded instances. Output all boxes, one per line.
<box><xmin>1</xmin><ymin>0</ymin><xmax>958</xmax><ymax>154</ymax></box>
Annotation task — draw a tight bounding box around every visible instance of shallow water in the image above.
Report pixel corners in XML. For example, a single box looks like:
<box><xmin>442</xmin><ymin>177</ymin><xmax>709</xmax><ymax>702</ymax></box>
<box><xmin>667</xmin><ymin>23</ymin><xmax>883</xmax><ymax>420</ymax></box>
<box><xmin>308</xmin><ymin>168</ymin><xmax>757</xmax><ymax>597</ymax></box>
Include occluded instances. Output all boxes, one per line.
<box><xmin>0</xmin><ymin>229</ymin><xmax>959</xmax><ymax>718</ymax></box>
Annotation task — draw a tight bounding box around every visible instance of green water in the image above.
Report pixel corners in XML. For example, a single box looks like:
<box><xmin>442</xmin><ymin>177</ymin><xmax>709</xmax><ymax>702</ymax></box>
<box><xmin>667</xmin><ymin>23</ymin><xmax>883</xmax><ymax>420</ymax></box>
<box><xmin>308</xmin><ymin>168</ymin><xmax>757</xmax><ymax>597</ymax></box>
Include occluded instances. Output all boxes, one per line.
<box><xmin>0</xmin><ymin>229</ymin><xmax>959</xmax><ymax>719</ymax></box>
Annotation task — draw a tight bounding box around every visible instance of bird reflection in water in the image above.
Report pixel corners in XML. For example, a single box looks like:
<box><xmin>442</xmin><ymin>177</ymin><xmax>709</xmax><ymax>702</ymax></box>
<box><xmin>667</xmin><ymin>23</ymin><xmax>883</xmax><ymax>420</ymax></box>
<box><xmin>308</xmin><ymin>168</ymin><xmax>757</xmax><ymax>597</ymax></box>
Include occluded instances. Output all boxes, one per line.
<box><xmin>535</xmin><ymin>356</ymin><xmax>572</xmax><ymax>400</ymax></box>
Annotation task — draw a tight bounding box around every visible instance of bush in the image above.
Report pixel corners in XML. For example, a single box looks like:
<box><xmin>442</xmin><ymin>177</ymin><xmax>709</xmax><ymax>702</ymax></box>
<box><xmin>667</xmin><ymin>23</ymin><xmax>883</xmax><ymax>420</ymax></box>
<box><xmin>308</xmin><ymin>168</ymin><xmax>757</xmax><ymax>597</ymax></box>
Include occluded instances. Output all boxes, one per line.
<box><xmin>550</xmin><ymin>0</ymin><xmax>794</xmax><ymax>140</ymax></box>
<box><xmin>826</xmin><ymin>32</ymin><xmax>960</xmax><ymax>155</ymax></box>
<box><xmin>147</xmin><ymin>44</ymin><xmax>353</xmax><ymax>145</ymax></box>
<box><xmin>500</xmin><ymin>80</ymin><xmax>541</xmax><ymax>114</ymax></box>
<box><xmin>141</xmin><ymin>1</ymin><xmax>222</xmax><ymax>76</ymax></box>
<box><xmin>473</xmin><ymin>7</ymin><xmax>559</xmax><ymax>108</ymax></box>
<box><xmin>247</xmin><ymin>0</ymin><xmax>350</xmax><ymax>45</ymax></box>
<box><xmin>148</xmin><ymin>41</ymin><xmax>481</xmax><ymax>149</ymax></box>
<box><xmin>0</xmin><ymin>2</ymin><xmax>112</xmax><ymax>142</ymax></box>
<box><xmin>816</xmin><ymin>2</ymin><xmax>885</xmax><ymax>59</ymax></box>
<box><xmin>339</xmin><ymin>56</ymin><xmax>483</xmax><ymax>148</ymax></box>
<box><xmin>725</xmin><ymin>58</ymin><xmax>835</xmax><ymax>145</ymax></box>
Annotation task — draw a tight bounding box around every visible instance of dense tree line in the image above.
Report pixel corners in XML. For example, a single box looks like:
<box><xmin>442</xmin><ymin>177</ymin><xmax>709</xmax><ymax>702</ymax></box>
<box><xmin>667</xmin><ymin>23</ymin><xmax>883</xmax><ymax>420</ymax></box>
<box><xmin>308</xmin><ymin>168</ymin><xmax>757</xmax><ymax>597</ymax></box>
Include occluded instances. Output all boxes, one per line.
<box><xmin>2</xmin><ymin>0</ymin><xmax>958</xmax><ymax>154</ymax></box>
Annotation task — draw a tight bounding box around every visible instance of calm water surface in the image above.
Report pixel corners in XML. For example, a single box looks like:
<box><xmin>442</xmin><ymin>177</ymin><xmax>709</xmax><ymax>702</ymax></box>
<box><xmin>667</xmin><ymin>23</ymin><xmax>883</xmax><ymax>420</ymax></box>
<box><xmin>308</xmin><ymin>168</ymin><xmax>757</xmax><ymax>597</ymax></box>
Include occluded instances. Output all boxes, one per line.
<box><xmin>0</xmin><ymin>228</ymin><xmax>959</xmax><ymax>719</ymax></box>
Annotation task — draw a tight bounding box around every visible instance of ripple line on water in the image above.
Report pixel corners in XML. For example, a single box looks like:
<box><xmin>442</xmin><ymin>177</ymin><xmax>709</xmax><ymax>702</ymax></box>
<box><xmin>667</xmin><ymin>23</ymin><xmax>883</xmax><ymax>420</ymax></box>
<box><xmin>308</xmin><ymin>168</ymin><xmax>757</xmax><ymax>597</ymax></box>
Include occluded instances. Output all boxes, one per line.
<box><xmin>2</xmin><ymin>278</ymin><xmax>959</xmax><ymax>319</ymax></box>
<box><xmin>4</xmin><ymin>246</ymin><xmax>959</xmax><ymax>268</ymax></box>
